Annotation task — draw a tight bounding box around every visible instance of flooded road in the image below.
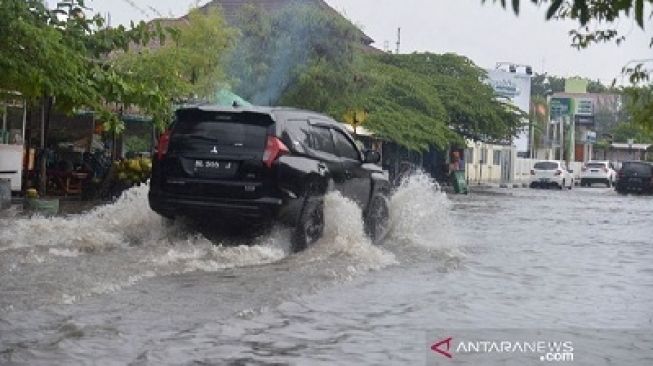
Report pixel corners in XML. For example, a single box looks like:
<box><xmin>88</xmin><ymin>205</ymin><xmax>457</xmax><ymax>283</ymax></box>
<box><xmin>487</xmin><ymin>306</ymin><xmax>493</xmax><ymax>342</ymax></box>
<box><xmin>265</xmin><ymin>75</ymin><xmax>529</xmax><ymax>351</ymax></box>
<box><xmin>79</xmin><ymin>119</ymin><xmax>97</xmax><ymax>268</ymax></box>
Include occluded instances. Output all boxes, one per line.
<box><xmin>1</xmin><ymin>176</ymin><xmax>652</xmax><ymax>365</ymax></box>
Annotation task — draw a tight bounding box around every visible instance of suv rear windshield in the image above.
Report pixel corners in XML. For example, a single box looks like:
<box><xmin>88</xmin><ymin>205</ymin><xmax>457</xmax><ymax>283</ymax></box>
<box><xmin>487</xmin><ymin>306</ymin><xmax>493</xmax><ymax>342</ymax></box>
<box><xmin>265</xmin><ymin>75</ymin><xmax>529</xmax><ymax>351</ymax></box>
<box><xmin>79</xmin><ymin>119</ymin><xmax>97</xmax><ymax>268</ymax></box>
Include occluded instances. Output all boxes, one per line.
<box><xmin>623</xmin><ymin>162</ymin><xmax>652</xmax><ymax>176</ymax></box>
<box><xmin>173</xmin><ymin>110</ymin><xmax>272</xmax><ymax>149</ymax></box>
<box><xmin>534</xmin><ymin>162</ymin><xmax>558</xmax><ymax>170</ymax></box>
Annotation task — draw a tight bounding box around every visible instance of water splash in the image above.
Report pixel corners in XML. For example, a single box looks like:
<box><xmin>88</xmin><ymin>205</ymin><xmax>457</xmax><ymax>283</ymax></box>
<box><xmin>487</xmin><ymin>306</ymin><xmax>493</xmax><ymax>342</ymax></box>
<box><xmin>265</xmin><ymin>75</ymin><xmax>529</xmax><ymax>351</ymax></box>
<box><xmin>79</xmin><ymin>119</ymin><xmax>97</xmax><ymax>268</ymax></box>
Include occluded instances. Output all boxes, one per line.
<box><xmin>299</xmin><ymin>192</ymin><xmax>397</xmax><ymax>275</ymax></box>
<box><xmin>386</xmin><ymin>171</ymin><xmax>462</xmax><ymax>260</ymax></box>
<box><xmin>0</xmin><ymin>172</ymin><xmax>460</xmax><ymax>308</ymax></box>
<box><xmin>0</xmin><ymin>185</ymin><xmax>163</xmax><ymax>253</ymax></box>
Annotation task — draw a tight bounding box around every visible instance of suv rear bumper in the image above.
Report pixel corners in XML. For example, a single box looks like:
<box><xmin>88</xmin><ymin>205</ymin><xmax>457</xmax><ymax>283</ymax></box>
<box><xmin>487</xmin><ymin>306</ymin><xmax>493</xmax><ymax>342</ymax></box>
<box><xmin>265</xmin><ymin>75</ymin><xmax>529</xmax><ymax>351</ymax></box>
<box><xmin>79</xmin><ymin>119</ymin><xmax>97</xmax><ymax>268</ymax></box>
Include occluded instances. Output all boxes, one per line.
<box><xmin>616</xmin><ymin>181</ymin><xmax>653</xmax><ymax>193</ymax></box>
<box><xmin>148</xmin><ymin>190</ymin><xmax>293</xmax><ymax>221</ymax></box>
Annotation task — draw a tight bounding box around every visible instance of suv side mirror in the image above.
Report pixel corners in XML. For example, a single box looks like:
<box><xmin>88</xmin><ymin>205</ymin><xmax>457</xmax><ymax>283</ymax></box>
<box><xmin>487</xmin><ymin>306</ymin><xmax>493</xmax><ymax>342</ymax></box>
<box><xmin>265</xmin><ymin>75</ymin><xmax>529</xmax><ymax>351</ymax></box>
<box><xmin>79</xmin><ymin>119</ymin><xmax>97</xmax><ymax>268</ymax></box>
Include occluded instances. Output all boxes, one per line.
<box><xmin>364</xmin><ymin>150</ymin><xmax>381</xmax><ymax>164</ymax></box>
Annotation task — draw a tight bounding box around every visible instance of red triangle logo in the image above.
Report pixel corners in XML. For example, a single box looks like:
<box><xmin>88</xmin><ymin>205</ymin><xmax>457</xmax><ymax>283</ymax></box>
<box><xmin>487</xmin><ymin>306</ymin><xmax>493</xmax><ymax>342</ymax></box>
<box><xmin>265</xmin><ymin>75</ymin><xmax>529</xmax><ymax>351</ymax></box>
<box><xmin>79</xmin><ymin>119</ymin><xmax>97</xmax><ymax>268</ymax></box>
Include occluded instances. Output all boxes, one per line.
<box><xmin>431</xmin><ymin>337</ymin><xmax>453</xmax><ymax>359</ymax></box>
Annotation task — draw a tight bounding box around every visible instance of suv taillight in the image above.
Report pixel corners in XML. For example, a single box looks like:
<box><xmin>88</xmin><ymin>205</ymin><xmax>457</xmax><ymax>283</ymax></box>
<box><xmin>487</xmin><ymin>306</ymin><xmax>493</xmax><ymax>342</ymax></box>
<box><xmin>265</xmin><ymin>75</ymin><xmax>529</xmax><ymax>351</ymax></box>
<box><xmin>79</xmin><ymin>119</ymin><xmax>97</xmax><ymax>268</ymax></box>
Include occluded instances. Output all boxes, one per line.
<box><xmin>262</xmin><ymin>136</ymin><xmax>289</xmax><ymax>168</ymax></box>
<box><xmin>581</xmin><ymin>166</ymin><xmax>587</xmax><ymax>172</ymax></box>
<box><xmin>555</xmin><ymin>169</ymin><xmax>562</xmax><ymax>176</ymax></box>
<box><xmin>156</xmin><ymin>130</ymin><xmax>171</xmax><ymax>160</ymax></box>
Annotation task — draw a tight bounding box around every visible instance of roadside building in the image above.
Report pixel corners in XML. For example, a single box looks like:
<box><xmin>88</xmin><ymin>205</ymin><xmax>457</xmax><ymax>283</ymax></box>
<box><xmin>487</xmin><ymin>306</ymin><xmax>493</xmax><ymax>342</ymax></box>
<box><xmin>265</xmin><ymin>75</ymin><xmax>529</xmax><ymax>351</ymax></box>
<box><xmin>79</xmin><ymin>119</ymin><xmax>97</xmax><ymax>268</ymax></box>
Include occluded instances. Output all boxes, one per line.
<box><xmin>594</xmin><ymin>143</ymin><xmax>651</xmax><ymax>162</ymax></box>
<box><xmin>541</xmin><ymin>78</ymin><xmax>622</xmax><ymax>164</ymax></box>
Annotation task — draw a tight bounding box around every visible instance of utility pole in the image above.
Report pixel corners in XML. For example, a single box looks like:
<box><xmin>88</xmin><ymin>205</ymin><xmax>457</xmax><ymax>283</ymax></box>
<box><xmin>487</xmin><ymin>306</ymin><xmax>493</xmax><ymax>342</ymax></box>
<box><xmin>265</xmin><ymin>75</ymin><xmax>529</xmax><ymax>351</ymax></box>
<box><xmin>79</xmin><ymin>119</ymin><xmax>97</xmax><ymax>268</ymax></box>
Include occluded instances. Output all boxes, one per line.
<box><xmin>396</xmin><ymin>28</ymin><xmax>401</xmax><ymax>54</ymax></box>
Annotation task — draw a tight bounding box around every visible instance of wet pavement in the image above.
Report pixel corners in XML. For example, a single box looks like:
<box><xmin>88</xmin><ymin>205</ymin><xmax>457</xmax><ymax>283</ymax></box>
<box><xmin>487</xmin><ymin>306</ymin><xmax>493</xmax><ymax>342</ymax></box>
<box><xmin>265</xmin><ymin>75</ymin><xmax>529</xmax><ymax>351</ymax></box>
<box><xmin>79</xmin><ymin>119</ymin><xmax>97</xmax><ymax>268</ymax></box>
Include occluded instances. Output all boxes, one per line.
<box><xmin>1</xmin><ymin>175</ymin><xmax>652</xmax><ymax>365</ymax></box>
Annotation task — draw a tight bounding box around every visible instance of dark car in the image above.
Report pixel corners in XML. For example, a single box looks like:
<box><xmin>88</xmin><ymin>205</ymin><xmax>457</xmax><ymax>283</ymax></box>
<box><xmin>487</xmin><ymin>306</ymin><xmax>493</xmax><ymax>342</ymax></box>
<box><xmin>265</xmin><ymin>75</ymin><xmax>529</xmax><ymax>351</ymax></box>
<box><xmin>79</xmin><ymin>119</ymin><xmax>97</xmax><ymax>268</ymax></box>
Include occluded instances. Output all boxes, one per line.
<box><xmin>148</xmin><ymin>105</ymin><xmax>390</xmax><ymax>251</ymax></box>
<box><xmin>615</xmin><ymin>161</ymin><xmax>653</xmax><ymax>194</ymax></box>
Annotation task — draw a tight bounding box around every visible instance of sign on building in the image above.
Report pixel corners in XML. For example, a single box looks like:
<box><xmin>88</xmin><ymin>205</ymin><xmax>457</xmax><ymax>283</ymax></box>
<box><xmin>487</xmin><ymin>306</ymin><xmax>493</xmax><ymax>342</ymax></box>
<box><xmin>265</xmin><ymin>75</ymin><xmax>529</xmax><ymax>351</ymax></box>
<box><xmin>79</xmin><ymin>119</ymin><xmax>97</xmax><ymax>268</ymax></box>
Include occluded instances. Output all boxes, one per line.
<box><xmin>574</xmin><ymin>98</ymin><xmax>595</xmax><ymax>126</ymax></box>
<box><xmin>584</xmin><ymin>131</ymin><xmax>597</xmax><ymax>144</ymax></box>
<box><xmin>549</xmin><ymin>97</ymin><xmax>573</xmax><ymax>121</ymax></box>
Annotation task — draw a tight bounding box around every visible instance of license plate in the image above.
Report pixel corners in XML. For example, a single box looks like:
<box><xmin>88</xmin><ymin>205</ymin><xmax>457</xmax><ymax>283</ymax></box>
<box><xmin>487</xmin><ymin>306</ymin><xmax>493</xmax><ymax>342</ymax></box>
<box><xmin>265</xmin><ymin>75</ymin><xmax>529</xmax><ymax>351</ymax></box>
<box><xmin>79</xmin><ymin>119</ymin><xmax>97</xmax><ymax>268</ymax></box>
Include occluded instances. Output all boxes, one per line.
<box><xmin>540</xmin><ymin>178</ymin><xmax>550</xmax><ymax>182</ymax></box>
<box><xmin>194</xmin><ymin>160</ymin><xmax>238</xmax><ymax>177</ymax></box>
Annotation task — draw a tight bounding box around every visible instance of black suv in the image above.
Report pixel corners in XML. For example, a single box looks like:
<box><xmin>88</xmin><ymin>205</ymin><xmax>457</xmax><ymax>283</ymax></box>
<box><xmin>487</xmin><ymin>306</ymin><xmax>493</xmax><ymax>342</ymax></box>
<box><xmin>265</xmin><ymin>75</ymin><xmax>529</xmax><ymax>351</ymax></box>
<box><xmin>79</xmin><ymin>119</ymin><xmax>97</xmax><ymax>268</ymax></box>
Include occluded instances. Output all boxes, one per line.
<box><xmin>149</xmin><ymin>105</ymin><xmax>390</xmax><ymax>251</ymax></box>
<box><xmin>615</xmin><ymin>161</ymin><xmax>653</xmax><ymax>194</ymax></box>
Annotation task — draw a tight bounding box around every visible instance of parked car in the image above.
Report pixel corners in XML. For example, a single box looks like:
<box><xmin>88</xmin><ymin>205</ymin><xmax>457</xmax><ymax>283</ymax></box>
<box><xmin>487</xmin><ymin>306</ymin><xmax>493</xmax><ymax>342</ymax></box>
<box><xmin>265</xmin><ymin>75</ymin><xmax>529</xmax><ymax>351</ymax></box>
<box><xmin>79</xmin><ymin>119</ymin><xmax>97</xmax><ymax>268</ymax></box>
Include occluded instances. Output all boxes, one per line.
<box><xmin>149</xmin><ymin>105</ymin><xmax>391</xmax><ymax>252</ymax></box>
<box><xmin>615</xmin><ymin>161</ymin><xmax>653</xmax><ymax>194</ymax></box>
<box><xmin>580</xmin><ymin>160</ymin><xmax>616</xmax><ymax>187</ymax></box>
<box><xmin>529</xmin><ymin>160</ymin><xmax>574</xmax><ymax>189</ymax></box>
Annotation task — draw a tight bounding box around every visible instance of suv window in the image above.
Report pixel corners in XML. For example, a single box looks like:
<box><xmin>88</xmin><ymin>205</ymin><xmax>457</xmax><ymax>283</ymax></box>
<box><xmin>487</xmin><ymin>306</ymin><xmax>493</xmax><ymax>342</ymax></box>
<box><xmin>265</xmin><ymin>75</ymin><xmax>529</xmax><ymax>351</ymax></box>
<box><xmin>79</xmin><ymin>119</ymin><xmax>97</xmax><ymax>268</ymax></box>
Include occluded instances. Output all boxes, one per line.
<box><xmin>534</xmin><ymin>162</ymin><xmax>558</xmax><ymax>170</ymax></box>
<box><xmin>586</xmin><ymin>163</ymin><xmax>606</xmax><ymax>169</ymax></box>
<box><xmin>284</xmin><ymin>119</ymin><xmax>312</xmax><ymax>152</ymax></box>
<box><xmin>332</xmin><ymin>130</ymin><xmax>360</xmax><ymax>161</ymax></box>
<box><xmin>310</xmin><ymin>126</ymin><xmax>336</xmax><ymax>155</ymax></box>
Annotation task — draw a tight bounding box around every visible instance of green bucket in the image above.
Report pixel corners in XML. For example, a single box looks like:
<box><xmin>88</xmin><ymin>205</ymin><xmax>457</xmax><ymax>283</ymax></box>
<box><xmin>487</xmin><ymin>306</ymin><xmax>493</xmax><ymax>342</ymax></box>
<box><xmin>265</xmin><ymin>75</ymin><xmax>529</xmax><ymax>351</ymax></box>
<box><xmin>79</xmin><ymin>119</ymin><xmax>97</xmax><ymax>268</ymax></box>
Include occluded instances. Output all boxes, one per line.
<box><xmin>24</xmin><ymin>198</ymin><xmax>60</xmax><ymax>216</ymax></box>
<box><xmin>452</xmin><ymin>171</ymin><xmax>469</xmax><ymax>194</ymax></box>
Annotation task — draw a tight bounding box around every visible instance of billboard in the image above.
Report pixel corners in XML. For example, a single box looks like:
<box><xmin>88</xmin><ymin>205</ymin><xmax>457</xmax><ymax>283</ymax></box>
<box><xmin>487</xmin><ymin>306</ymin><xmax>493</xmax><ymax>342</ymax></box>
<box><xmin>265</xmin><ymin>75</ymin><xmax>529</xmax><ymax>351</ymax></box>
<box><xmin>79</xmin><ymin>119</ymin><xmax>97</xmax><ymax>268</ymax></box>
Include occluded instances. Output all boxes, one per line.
<box><xmin>486</xmin><ymin>69</ymin><xmax>532</xmax><ymax>152</ymax></box>
<box><xmin>550</xmin><ymin>97</ymin><xmax>574</xmax><ymax>121</ymax></box>
<box><xmin>486</xmin><ymin>69</ymin><xmax>532</xmax><ymax>113</ymax></box>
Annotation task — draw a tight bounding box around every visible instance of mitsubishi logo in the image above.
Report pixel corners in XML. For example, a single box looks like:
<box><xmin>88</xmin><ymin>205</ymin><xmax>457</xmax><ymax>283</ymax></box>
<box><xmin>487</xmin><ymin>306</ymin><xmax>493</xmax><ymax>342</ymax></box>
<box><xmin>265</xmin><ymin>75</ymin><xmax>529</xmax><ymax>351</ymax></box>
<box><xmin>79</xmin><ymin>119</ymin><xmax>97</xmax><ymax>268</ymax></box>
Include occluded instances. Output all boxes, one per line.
<box><xmin>210</xmin><ymin>146</ymin><xmax>218</xmax><ymax>154</ymax></box>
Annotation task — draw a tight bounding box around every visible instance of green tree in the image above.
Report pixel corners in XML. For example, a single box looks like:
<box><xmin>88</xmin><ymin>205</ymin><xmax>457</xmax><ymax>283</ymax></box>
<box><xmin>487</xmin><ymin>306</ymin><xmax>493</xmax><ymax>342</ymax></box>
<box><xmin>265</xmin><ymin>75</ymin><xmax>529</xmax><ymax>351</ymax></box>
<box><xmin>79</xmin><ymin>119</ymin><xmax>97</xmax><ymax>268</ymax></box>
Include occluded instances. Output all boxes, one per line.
<box><xmin>346</xmin><ymin>55</ymin><xmax>455</xmax><ymax>151</ymax></box>
<box><xmin>530</xmin><ymin>74</ymin><xmax>565</xmax><ymax>98</ymax></box>
<box><xmin>374</xmin><ymin>53</ymin><xmax>525</xmax><ymax>144</ymax></box>
<box><xmin>611</xmin><ymin>121</ymin><xmax>653</xmax><ymax>143</ymax></box>
<box><xmin>623</xmin><ymin>86</ymin><xmax>653</xmax><ymax>132</ymax></box>
<box><xmin>285</xmin><ymin>52</ymin><xmax>524</xmax><ymax>151</ymax></box>
<box><xmin>0</xmin><ymin>0</ymin><xmax>99</xmax><ymax>110</ymax></box>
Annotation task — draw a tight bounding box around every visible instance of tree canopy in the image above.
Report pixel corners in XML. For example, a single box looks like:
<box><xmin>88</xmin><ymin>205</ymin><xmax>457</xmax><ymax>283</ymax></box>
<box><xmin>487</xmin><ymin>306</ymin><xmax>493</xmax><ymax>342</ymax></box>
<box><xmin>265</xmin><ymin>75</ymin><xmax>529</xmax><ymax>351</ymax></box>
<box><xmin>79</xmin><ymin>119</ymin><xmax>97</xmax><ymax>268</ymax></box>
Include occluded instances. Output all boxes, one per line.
<box><xmin>0</xmin><ymin>0</ymin><xmax>233</xmax><ymax>132</ymax></box>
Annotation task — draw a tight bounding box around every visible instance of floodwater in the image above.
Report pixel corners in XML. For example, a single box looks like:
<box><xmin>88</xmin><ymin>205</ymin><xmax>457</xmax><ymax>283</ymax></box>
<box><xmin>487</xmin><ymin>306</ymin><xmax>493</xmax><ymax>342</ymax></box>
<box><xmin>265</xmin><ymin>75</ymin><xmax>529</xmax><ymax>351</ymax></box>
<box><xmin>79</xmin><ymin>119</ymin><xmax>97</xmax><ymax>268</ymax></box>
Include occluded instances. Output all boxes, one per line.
<box><xmin>1</xmin><ymin>175</ymin><xmax>652</xmax><ymax>365</ymax></box>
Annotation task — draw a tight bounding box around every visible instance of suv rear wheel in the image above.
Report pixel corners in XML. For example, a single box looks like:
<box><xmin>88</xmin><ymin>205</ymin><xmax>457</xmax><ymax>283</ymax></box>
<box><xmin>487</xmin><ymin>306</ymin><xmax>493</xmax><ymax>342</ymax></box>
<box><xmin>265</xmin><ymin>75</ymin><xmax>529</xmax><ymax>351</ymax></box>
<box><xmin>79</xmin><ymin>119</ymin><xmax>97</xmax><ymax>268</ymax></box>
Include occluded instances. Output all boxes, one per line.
<box><xmin>291</xmin><ymin>196</ymin><xmax>325</xmax><ymax>252</ymax></box>
<box><xmin>365</xmin><ymin>194</ymin><xmax>390</xmax><ymax>243</ymax></box>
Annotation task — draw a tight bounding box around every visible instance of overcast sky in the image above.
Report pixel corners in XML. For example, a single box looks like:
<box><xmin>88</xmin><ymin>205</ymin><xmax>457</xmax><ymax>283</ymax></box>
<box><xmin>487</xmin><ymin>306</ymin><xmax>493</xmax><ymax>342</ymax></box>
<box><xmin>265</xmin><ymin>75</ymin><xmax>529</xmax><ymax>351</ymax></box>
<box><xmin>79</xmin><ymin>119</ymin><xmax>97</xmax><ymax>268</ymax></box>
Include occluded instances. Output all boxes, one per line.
<box><xmin>74</xmin><ymin>0</ymin><xmax>651</xmax><ymax>84</ymax></box>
